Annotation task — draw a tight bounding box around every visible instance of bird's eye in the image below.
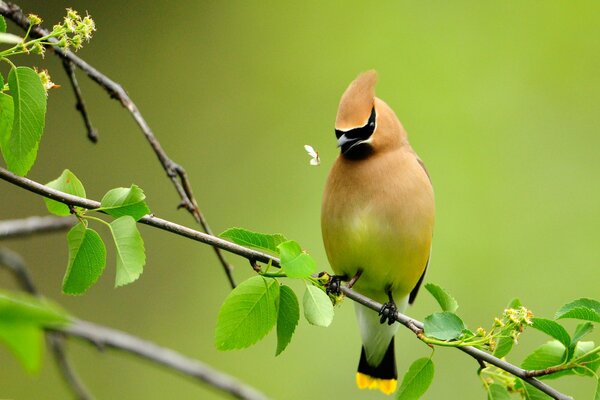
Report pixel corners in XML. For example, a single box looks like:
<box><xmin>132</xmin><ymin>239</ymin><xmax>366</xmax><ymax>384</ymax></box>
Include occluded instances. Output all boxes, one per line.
<box><xmin>334</xmin><ymin>107</ymin><xmax>377</xmax><ymax>140</ymax></box>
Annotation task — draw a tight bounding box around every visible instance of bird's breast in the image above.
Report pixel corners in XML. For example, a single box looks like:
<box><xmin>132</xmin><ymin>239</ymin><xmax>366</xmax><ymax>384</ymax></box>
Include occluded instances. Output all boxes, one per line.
<box><xmin>321</xmin><ymin>149</ymin><xmax>434</xmax><ymax>301</ymax></box>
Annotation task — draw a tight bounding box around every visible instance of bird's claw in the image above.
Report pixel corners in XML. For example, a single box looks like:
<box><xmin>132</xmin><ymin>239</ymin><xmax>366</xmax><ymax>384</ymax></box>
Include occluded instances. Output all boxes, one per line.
<box><xmin>379</xmin><ymin>302</ymin><xmax>397</xmax><ymax>325</ymax></box>
<box><xmin>322</xmin><ymin>273</ymin><xmax>343</xmax><ymax>296</ymax></box>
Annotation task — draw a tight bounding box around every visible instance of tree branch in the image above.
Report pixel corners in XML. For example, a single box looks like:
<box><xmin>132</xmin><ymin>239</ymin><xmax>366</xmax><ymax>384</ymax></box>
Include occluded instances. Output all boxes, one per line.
<box><xmin>0</xmin><ymin>166</ymin><xmax>573</xmax><ymax>400</ymax></box>
<box><xmin>61</xmin><ymin>59</ymin><xmax>98</xmax><ymax>143</ymax></box>
<box><xmin>0</xmin><ymin>215</ymin><xmax>76</xmax><ymax>239</ymax></box>
<box><xmin>0</xmin><ymin>0</ymin><xmax>236</xmax><ymax>289</ymax></box>
<box><xmin>0</xmin><ymin>248</ymin><xmax>92</xmax><ymax>400</ymax></box>
<box><xmin>57</xmin><ymin>319</ymin><xmax>268</xmax><ymax>400</ymax></box>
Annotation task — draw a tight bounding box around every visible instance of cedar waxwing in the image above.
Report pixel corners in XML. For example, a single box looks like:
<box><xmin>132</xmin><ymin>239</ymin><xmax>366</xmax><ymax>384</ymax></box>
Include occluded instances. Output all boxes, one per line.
<box><xmin>321</xmin><ymin>71</ymin><xmax>435</xmax><ymax>395</ymax></box>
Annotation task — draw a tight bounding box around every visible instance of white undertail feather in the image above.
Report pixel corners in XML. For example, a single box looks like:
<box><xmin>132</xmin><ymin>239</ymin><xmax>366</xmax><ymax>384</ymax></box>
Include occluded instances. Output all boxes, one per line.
<box><xmin>354</xmin><ymin>296</ymin><xmax>408</xmax><ymax>366</ymax></box>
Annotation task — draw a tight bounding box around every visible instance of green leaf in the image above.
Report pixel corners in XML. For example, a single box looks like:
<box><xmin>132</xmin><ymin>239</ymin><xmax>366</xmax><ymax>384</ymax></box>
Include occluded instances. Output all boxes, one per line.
<box><xmin>487</xmin><ymin>383</ymin><xmax>511</xmax><ymax>400</ymax></box>
<box><xmin>555</xmin><ymin>298</ymin><xmax>600</xmax><ymax>322</ymax></box>
<box><xmin>572</xmin><ymin>322</ymin><xmax>594</xmax><ymax>345</ymax></box>
<box><xmin>220</xmin><ymin>227</ymin><xmax>287</xmax><ymax>254</ymax></box>
<box><xmin>507</xmin><ymin>298</ymin><xmax>522</xmax><ymax>309</ymax></box>
<box><xmin>493</xmin><ymin>335</ymin><xmax>515</xmax><ymax>359</ymax></box>
<box><xmin>530</xmin><ymin>318</ymin><xmax>571</xmax><ymax>349</ymax></box>
<box><xmin>571</xmin><ymin>341</ymin><xmax>600</xmax><ymax>377</ymax></box>
<box><xmin>215</xmin><ymin>276</ymin><xmax>280</xmax><ymax>350</ymax></box>
<box><xmin>303</xmin><ymin>285</ymin><xmax>334</xmax><ymax>327</ymax></box>
<box><xmin>424</xmin><ymin>283</ymin><xmax>458</xmax><ymax>312</ymax></box>
<box><xmin>99</xmin><ymin>184</ymin><xmax>150</xmax><ymax>221</ymax></box>
<box><xmin>516</xmin><ymin>379</ymin><xmax>552</xmax><ymax>400</ymax></box>
<box><xmin>0</xmin><ymin>322</ymin><xmax>42</xmax><ymax>373</ymax></box>
<box><xmin>423</xmin><ymin>311</ymin><xmax>466</xmax><ymax>341</ymax></box>
<box><xmin>521</xmin><ymin>340</ymin><xmax>565</xmax><ymax>373</ymax></box>
<box><xmin>44</xmin><ymin>169</ymin><xmax>86</xmax><ymax>216</ymax></box>
<box><xmin>0</xmin><ymin>290</ymin><xmax>69</xmax><ymax>325</ymax></box>
<box><xmin>277</xmin><ymin>240</ymin><xmax>316</xmax><ymax>279</ymax></box>
<box><xmin>5</xmin><ymin>66</ymin><xmax>46</xmax><ymax>176</ymax></box>
<box><xmin>63</xmin><ymin>223</ymin><xmax>106</xmax><ymax>295</ymax></box>
<box><xmin>110</xmin><ymin>216</ymin><xmax>146</xmax><ymax>287</ymax></box>
<box><xmin>0</xmin><ymin>290</ymin><xmax>70</xmax><ymax>374</ymax></box>
<box><xmin>0</xmin><ymin>16</ymin><xmax>6</xmax><ymax>33</ymax></box>
<box><xmin>396</xmin><ymin>357</ymin><xmax>434</xmax><ymax>400</ymax></box>
<box><xmin>0</xmin><ymin>91</ymin><xmax>14</xmax><ymax>157</ymax></box>
<box><xmin>276</xmin><ymin>285</ymin><xmax>299</xmax><ymax>356</ymax></box>
<box><xmin>0</xmin><ymin>73</ymin><xmax>4</xmax><ymax>89</ymax></box>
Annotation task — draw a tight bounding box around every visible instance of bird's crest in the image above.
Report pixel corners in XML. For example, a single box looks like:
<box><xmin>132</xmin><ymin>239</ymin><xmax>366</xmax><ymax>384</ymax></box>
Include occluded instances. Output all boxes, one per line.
<box><xmin>335</xmin><ymin>70</ymin><xmax>377</xmax><ymax>131</ymax></box>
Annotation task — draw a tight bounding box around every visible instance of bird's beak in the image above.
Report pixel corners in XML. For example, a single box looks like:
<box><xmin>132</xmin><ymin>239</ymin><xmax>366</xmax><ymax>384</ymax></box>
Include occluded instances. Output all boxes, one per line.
<box><xmin>337</xmin><ymin>133</ymin><xmax>363</xmax><ymax>154</ymax></box>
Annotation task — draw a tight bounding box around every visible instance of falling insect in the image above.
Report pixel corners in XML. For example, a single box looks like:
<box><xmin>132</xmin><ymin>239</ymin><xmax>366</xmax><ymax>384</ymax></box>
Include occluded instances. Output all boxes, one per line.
<box><xmin>304</xmin><ymin>144</ymin><xmax>321</xmax><ymax>166</ymax></box>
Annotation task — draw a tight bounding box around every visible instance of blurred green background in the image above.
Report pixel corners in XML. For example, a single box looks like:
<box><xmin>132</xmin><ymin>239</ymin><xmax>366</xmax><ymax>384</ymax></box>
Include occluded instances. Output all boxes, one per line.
<box><xmin>1</xmin><ymin>1</ymin><xmax>599</xmax><ymax>399</ymax></box>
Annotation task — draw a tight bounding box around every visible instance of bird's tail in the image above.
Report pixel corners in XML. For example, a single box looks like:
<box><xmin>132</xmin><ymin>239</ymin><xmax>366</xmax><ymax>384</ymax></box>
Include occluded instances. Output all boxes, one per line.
<box><xmin>356</xmin><ymin>337</ymin><xmax>397</xmax><ymax>395</ymax></box>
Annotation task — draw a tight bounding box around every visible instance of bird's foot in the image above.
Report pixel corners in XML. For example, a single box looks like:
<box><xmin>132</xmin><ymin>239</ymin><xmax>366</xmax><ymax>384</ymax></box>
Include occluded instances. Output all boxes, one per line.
<box><xmin>319</xmin><ymin>272</ymin><xmax>345</xmax><ymax>296</ymax></box>
<box><xmin>379</xmin><ymin>301</ymin><xmax>397</xmax><ymax>326</ymax></box>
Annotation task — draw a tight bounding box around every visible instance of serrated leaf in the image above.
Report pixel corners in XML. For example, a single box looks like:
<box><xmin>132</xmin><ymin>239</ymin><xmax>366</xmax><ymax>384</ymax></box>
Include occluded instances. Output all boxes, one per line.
<box><xmin>303</xmin><ymin>285</ymin><xmax>333</xmax><ymax>327</ymax></box>
<box><xmin>424</xmin><ymin>283</ymin><xmax>458</xmax><ymax>312</ymax></box>
<box><xmin>0</xmin><ymin>290</ymin><xmax>70</xmax><ymax>374</ymax></box>
<box><xmin>0</xmin><ymin>91</ymin><xmax>14</xmax><ymax>157</ymax></box>
<box><xmin>5</xmin><ymin>66</ymin><xmax>46</xmax><ymax>176</ymax></box>
<box><xmin>277</xmin><ymin>240</ymin><xmax>316</xmax><ymax>279</ymax></box>
<box><xmin>99</xmin><ymin>184</ymin><xmax>150</xmax><ymax>221</ymax></box>
<box><xmin>555</xmin><ymin>298</ymin><xmax>600</xmax><ymax>322</ymax></box>
<box><xmin>423</xmin><ymin>312</ymin><xmax>465</xmax><ymax>341</ymax></box>
<box><xmin>530</xmin><ymin>318</ymin><xmax>571</xmax><ymax>349</ymax></box>
<box><xmin>44</xmin><ymin>169</ymin><xmax>86</xmax><ymax>216</ymax></box>
<box><xmin>396</xmin><ymin>357</ymin><xmax>434</xmax><ymax>400</ymax></box>
<box><xmin>572</xmin><ymin>322</ymin><xmax>594</xmax><ymax>345</ymax></box>
<box><xmin>516</xmin><ymin>379</ymin><xmax>552</xmax><ymax>400</ymax></box>
<box><xmin>63</xmin><ymin>223</ymin><xmax>106</xmax><ymax>295</ymax></box>
<box><xmin>276</xmin><ymin>285</ymin><xmax>299</xmax><ymax>356</ymax></box>
<box><xmin>487</xmin><ymin>383</ymin><xmax>511</xmax><ymax>400</ymax></box>
<box><xmin>220</xmin><ymin>227</ymin><xmax>287</xmax><ymax>254</ymax></box>
<box><xmin>215</xmin><ymin>276</ymin><xmax>280</xmax><ymax>350</ymax></box>
<box><xmin>0</xmin><ymin>16</ymin><xmax>6</xmax><ymax>33</ymax></box>
<box><xmin>110</xmin><ymin>216</ymin><xmax>145</xmax><ymax>287</ymax></box>
<box><xmin>493</xmin><ymin>335</ymin><xmax>515</xmax><ymax>359</ymax></box>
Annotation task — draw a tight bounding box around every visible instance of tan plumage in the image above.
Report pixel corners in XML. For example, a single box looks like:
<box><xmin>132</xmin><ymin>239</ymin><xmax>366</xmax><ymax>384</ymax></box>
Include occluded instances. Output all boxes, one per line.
<box><xmin>321</xmin><ymin>70</ymin><xmax>434</xmax><ymax>395</ymax></box>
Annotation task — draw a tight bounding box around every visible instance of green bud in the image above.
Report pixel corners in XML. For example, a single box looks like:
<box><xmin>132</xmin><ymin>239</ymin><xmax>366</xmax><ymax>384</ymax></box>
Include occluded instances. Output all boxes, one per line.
<box><xmin>28</xmin><ymin>14</ymin><xmax>42</xmax><ymax>25</ymax></box>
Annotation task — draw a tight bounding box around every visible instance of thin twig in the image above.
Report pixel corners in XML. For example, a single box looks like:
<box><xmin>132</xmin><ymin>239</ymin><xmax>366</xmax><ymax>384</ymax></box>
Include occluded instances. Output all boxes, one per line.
<box><xmin>58</xmin><ymin>319</ymin><xmax>268</xmax><ymax>400</ymax></box>
<box><xmin>0</xmin><ymin>167</ymin><xmax>574</xmax><ymax>400</ymax></box>
<box><xmin>0</xmin><ymin>215</ymin><xmax>76</xmax><ymax>239</ymax></box>
<box><xmin>0</xmin><ymin>0</ymin><xmax>236</xmax><ymax>288</ymax></box>
<box><xmin>61</xmin><ymin>59</ymin><xmax>98</xmax><ymax>143</ymax></box>
<box><xmin>0</xmin><ymin>248</ymin><xmax>93</xmax><ymax>400</ymax></box>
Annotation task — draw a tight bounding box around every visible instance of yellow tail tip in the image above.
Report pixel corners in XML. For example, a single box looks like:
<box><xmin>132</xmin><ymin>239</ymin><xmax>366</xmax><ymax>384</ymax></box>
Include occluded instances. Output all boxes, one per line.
<box><xmin>356</xmin><ymin>372</ymin><xmax>397</xmax><ymax>395</ymax></box>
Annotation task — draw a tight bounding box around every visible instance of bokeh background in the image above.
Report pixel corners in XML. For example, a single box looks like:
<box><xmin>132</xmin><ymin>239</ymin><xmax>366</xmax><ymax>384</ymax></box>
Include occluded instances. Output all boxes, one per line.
<box><xmin>1</xmin><ymin>1</ymin><xmax>599</xmax><ymax>399</ymax></box>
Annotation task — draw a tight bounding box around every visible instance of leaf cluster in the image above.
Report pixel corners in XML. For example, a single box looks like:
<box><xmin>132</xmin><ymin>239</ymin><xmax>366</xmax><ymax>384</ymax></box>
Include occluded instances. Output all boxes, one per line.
<box><xmin>216</xmin><ymin>228</ymin><xmax>330</xmax><ymax>355</ymax></box>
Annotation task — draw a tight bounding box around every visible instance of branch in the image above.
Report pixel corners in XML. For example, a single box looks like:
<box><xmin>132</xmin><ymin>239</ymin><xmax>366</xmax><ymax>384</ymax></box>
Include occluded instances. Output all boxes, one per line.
<box><xmin>0</xmin><ymin>167</ymin><xmax>573</xmax><ymax>400</ymax></box>
<box><xmin>0</xmin><ymin>167</ymin><xmax>277</xmax><ymax>267</ymax></box>
<box><xmin>0</xmin><ymin>248</ymin><xmax>92</xmax><ymax>400</ymax></box>
<box><xmin>0</xmin><ymin>0</ymin><xmax>236</xmax><ymax>289</ymax></box>
<box><xmin>0</xmin><ymin>215</ymin><xmax>76</xmax><ymax>239</ymax></box>
<box><xmin>340</xmin><ymin>287</ymin><xmax>573</xmax><ymax>400</ymax></box>
<box><xmin>61</xmin><ymin>59</ymin><xmax>98</xmax><ymax>143</ymax></box>
<box><xmin>58</xmin><ymin>319</ymin><xmax>268</xmax><ymax>400</ymax></box>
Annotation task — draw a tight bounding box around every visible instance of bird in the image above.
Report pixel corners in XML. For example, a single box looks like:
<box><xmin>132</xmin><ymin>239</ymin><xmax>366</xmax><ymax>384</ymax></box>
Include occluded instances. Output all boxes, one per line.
<box><xmin>321</xmin><ymin>70</ymin><xmax>435</xmax><ymax>395</ymax></box>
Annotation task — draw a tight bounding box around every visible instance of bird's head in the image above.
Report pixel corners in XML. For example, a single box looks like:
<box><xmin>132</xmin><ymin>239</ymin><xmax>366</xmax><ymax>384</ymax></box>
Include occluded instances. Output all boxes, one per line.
<box><xmin>334</xmin><ymin>70</ymin><xmax>407</xmax><ymax>159</ymax></box>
